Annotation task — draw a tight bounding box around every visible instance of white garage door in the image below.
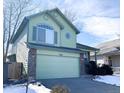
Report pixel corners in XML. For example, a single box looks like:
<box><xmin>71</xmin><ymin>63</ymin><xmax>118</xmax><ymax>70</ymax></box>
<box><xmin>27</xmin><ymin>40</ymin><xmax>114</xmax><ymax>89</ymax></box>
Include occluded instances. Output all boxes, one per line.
<box><xmin>36</xmin><ymin>55</ymin><xmax>80</xmax><ymax>79</ymax></box>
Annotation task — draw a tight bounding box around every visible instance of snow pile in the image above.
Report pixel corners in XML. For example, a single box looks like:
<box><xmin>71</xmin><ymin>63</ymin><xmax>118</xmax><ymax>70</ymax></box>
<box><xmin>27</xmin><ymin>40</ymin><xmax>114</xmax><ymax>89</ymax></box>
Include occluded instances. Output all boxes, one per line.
<box><xmin>93</xmin><ymin>75</ymin><xmax>120</xmax><ymax>86</ymax></box>
<box><xmin>3</xmin><ymin>84</ymin><xmax>51</xmax><ymax>93</ymax></box>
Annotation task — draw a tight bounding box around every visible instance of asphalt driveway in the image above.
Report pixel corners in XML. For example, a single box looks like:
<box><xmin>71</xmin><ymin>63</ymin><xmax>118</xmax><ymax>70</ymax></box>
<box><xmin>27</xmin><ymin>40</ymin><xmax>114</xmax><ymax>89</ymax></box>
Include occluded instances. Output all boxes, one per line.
<box><xmin>40</xmin><ymin>77</ymin><xmax>119</xmax><ymax>93</ymax></box>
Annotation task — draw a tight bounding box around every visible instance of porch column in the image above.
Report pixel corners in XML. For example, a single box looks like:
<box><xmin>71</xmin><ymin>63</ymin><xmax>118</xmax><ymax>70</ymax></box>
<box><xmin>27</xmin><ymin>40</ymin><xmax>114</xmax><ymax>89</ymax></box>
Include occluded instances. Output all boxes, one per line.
<box><xmin>88</xmin><ymin>52</ymin><xmax>90</xmax><ymax>62</ymax></box>
<box><xmin>28</xmin><ymin>48</ymin><xmax>36</xmax><ymax>80</ymax></box>
<box><xmin>95</xmin><ymin>51</ymin><xmax>97</xmax><ymax>63</ymax></box>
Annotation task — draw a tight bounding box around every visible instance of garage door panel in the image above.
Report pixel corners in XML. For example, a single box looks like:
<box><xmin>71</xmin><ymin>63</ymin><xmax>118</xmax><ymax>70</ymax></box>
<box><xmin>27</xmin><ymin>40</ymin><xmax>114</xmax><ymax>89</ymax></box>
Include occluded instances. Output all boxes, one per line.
<box><xmin>36</xmin><ymin>55</ymin><xmax>79</xmax><ymax>79</ymax></box>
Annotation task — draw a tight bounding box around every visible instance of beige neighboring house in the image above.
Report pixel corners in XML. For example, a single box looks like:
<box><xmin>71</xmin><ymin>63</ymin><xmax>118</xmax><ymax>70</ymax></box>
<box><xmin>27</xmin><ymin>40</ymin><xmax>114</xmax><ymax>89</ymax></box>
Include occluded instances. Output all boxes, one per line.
<box><xmin>91</xmin><ymin>39</ymin><xmax>120</xmax><ymax>74</ymax></box>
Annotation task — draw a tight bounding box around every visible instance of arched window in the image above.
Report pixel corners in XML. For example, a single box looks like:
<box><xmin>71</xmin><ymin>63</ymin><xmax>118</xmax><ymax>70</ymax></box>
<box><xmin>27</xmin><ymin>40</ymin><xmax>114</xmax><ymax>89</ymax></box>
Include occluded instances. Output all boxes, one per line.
<box><xmin>32</xmin><ymin>24</ymin><xmax>57</xmax><ymax>44</ymax></box>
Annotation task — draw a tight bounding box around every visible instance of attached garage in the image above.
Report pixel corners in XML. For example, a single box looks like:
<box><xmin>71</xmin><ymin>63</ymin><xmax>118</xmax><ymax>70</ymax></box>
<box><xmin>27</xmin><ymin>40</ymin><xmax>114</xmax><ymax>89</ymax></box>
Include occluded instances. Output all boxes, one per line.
<box><xmin>36</xmin><ymin>49</ymin><xmax>80</xmax><ymax>79</ymax></box>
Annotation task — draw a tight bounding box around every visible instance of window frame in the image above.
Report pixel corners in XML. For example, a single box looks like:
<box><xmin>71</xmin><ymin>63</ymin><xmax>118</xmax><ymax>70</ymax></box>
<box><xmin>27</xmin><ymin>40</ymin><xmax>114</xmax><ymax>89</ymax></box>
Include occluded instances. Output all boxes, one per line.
<box><xmin>32</xmin><ymin>24</ymin><xmax>57</xmax><ymax>45</ymax></box>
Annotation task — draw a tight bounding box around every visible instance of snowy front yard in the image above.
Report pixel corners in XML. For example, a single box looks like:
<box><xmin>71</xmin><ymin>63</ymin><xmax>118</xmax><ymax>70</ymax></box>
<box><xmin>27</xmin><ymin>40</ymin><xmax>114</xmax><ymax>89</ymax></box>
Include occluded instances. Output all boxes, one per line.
<box><xmin>4</xmin><ymin>75</ymin><xmax>120</xmax><ymax>93</ymax></box>
<box><xmin>3</xmin><ymin>84</ymin><xmax>51</xmax><ymax>93</ymax></box>
<box><xmin>93</xmin><ymin>74</ymin><xmax>120</xmax><ymax>86</ymax></box>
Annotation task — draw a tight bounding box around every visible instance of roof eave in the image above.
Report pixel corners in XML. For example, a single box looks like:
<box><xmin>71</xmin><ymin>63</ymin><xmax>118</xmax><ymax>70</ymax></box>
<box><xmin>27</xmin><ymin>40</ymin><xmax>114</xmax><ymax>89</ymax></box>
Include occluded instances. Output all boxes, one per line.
<box><xmin>76</xmin><ymin>43</ymin><xmax>100</xmax><ymax>51</ymax></box>
<box><xmin>27</xmin><ymin>43</ymin><xmax>83</xmax><ymax>53</ymax></box>
<box><xmin>10</xmin><ymin>17</ymin><xmax>29</xmax><ymax>43</ymax></box>
<box><xmin>54</xmin><ymin>8</ymin><xmax>80</xmax><ymax>34</ymax></box>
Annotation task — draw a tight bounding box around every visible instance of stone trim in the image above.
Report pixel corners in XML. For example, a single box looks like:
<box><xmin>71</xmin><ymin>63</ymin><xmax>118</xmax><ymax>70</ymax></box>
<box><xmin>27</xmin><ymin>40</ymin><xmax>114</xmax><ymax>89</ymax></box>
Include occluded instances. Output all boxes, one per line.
<box><xmin>80</xmin><ymin>53</ymin><xmax>85</xmax><ymax>75</ymax></box>
<box><xmin>28</xmin><ymin>48</ymin><xmax>36</xmax><ymax>80</ymax></box>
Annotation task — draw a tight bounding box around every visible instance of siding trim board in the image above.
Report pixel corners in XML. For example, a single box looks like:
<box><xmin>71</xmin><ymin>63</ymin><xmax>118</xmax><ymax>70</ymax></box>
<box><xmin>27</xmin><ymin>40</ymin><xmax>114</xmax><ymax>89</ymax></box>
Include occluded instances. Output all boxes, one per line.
<box><xmin>27</xmin><ymin>43</ymin><xmax>83</xmax><ymax>53</ymax></box>
<box><xmin>37</xmin><ymin>54</ymin><xmax>79</xmax><ymax>58</ymax></box>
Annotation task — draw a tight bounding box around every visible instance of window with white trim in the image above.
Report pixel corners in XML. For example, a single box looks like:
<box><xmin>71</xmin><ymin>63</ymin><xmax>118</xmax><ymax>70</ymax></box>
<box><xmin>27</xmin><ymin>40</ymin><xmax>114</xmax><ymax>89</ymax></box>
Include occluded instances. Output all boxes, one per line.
<box><xmin>32</xmin><ymin>24</ymin><xmax>57</xmax><ymax>44</ymax></box>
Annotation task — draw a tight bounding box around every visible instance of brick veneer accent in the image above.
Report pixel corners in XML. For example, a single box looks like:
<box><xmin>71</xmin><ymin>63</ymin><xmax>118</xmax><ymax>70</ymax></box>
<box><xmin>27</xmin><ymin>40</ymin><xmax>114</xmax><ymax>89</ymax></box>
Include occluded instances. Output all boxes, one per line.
<box><xmin>28</xmin><ymin>48</ymin><xmax>36</xmax><ymax>80</ymax></box>
<box><xmin>80</xmin><ymin>53</ymin><xmax>85</xmax><ymax>75</ymax></box>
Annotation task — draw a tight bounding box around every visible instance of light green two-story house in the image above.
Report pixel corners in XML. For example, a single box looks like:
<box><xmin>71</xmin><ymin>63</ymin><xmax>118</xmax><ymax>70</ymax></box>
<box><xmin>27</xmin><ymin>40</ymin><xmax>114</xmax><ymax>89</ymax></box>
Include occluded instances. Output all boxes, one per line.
<box><xmin>9</xmin><ymin>8</ymin><xmax>98</xmax><ymax>79</ymax></box>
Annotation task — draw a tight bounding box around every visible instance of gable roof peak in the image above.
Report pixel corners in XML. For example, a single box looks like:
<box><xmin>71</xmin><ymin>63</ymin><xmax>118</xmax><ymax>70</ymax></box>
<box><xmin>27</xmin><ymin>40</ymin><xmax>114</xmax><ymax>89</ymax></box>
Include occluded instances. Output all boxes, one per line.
<box><xmin>10</xmin><ymin>8</ymin><xmax>80</xmax><ymax>43</ymax></box>
<box><xmin>26</xmin><ymin>8</ymin><xmax>80</xmax><ymax>34</ymax></box>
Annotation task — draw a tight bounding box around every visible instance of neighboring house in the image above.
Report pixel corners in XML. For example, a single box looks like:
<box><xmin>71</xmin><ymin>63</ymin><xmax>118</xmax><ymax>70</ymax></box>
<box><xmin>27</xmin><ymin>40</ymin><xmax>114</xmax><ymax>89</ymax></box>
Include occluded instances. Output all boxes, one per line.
<box><xmin>8</xmin><ymin>8</ymin><xmax>98</xmax><ymax>79</ymax></box>
<box><xmin>91</xmin><ymin>39</ymin><xmax>120</xmax><ymax>74</ymax></box>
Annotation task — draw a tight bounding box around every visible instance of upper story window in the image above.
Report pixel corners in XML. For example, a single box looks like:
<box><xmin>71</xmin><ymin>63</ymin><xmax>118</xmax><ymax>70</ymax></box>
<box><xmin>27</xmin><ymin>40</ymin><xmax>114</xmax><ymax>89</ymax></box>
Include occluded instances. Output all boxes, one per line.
<box><xmin>32</xmin><ymin>24</ymin><xmax>57</xmax><ymax>45</ymax></box>
<box><xmin>66</xmin><ymin>32</ymin><xmax>71</xmax><ymax>39</ymax></box>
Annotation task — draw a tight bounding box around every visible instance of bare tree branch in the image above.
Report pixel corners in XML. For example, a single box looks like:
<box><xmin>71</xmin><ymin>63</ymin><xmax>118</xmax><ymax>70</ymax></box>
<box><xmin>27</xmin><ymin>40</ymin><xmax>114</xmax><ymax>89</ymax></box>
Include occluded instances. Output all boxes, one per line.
<box><xmin>4</xmin><ymin>3</ymin><xmax>12</xmax><ymax>62</ymax></box>
<box><xmin>3</xmin><ymin>0</ymin><xmax>35</xmax><ymax>62</ymax></box>
<box><xmin>63</xmin><ymin>8</ymin><xmax>77</xmax><ymax>22</ymax></box>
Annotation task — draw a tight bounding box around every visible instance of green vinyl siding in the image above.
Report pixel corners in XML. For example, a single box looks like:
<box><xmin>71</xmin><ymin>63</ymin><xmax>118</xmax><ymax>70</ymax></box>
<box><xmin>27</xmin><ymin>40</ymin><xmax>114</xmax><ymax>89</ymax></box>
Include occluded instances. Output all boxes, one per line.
<box><xmin>28</xmin><ymin>10</ymin><xmax>77</xmax><ymax>48</ymax></box>
<box><xmin>50</xmin><ymin>10</ymin><xmax>77</xmax><ymax>48</ymax></box>
<box><xmin>28</xmin><ymin>14</ymin><xmax>60</xmax><ymax>46</ymax></box>
<box><xmin>36</xmin><ymin>55</ymin><xmax>80</xmax><ymax>79</ymax></box>
<box><xmin>37</xmin><ymin>49</ymin><xmax>80</xmax><ymax>57</ymax></box>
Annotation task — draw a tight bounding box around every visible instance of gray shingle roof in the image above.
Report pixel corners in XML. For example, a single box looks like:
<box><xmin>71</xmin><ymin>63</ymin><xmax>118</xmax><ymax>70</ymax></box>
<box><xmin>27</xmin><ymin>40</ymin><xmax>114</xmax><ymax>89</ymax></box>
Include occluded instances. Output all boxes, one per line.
<box><xmin>92</xmin><ymin>39</ymin><xmax>120</xmax><ymax>56</ymax></box>
<box><xmin>76</xmin><ymin>43</ymin><xmax>99</xmax><ymax>51</ymax></box>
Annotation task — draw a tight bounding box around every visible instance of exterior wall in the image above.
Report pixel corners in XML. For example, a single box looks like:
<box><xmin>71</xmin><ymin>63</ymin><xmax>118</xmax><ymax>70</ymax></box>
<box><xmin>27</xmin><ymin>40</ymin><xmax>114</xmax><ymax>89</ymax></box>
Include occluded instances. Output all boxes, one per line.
<box><xmin>91</xmin><ymin>55</ymin><xmax>108</xmax><ymax>65</ymax></box>
<box><xmin>9</xmin><ymin>44</ymin><xmax>17</xmax><ymax>55</ymax></box>
<box><xmin>11</xmin><ymin>24</ymin><xmax>29</xmax><ymax>72</ymax></box>
<box><xmin>37</xmin><ymin>49</ymin><xmax>80</xmax><ymax>57</ymax></box>
<box><xmin>97</xmin><ymin>56</ymin><xmax>107</xmax><ymax>65</ymax></box>
<box><xmin>111</xmin><ymin>55</ymin><xmax>120</xmax><ymax>74</ymax></box>
<box><xmin>28</xmin><ymin>13</ymin><xmax>60</xmax><ymax>46</ymax></box>
<box><xmin>50</xmin><ymin>11</ymin><xmax>76</xmax><ymax>48</ymax></box>
<box><xmin>91</xmin><ymin>55</ymin><xmax>120</xmax><ymax>68</ymax></box>
<box><xmin>28</xmin><ymin>10</ymin><xmax>77</xmax><ymax>48</ymax></box>
<box><xmin>111</xmin><ymin>55</ymin><xmax>120</xmax><ymax>67</ymax></box>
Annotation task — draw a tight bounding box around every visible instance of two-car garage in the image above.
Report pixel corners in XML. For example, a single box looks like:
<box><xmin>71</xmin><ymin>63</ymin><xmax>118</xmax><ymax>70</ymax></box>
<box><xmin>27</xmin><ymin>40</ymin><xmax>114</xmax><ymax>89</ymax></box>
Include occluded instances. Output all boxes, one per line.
<box><xmin>36</xmin><ymin>49</ymin><xmax>80</xmax><ymax>79</ymax></box>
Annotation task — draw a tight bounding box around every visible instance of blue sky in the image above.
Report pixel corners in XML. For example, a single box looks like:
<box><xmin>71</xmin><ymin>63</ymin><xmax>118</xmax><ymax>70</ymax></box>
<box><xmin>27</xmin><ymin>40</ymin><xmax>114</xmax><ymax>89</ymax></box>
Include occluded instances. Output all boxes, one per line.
<box><xmin>33</xmin><ymin>0</ymin><xmax>120</xmax><ymax>46</ymax></box>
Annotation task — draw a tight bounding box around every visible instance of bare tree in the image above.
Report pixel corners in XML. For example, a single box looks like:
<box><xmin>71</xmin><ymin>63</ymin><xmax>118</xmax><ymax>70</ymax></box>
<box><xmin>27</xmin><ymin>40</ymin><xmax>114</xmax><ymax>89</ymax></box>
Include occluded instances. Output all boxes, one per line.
<box><xmin>63</xmin><ymin>8</ymin><xmax>77</xmax><ymax>22</ymax></box>
<box><xmin>3</xmin><ymin>0</ymin><xmax>38</xmax><ymax>62</ymax></box>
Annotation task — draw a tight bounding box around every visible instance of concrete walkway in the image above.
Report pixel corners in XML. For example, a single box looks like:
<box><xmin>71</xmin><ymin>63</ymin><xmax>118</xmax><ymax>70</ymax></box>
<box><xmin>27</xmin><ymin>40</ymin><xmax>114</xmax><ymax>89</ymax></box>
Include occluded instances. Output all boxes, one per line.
<box><xmin>40</xmin><ymin>77</ymin><xmax>119</xmax><ymax>93</ymax></box>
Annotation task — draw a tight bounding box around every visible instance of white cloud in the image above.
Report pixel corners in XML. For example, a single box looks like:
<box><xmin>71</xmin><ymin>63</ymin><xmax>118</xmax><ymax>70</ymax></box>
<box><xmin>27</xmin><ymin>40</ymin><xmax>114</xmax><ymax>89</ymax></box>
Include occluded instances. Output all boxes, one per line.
<box><xmin>75</xmin><ymin>17</ymin><xmax>120</xmax><ymax>39</ymax></box>
<box><xmin>32</xmin><ymin>0</ymin><xmax>120</xmax><ymax>42</ymax></box>
<box><xmin>58</xmin><ymin>0</ymin><xmax>120</xmax><ymax>40</ymax></box>
<box><xmin>62</xmin><ymin>0</ymin><xmax>119</xmax><ymax>17</ymax></box>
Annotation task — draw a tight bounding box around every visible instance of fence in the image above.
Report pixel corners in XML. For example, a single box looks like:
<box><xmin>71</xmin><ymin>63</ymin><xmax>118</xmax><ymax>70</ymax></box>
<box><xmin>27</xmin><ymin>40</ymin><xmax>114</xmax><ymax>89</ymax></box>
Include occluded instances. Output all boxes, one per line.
<box><xmin>3</xmin><ymin>62</ymin><xmax>23</xmax><ymax>83</ymax></box>
<box><xmin>8</xmin><ymin>62</ymin><xmax>23</xmax><ymax>79</ymax></box>
<box><xmin>3</xmin><ymin>63</ymin><xmax>8</xmax><ymax>83</ymax></box>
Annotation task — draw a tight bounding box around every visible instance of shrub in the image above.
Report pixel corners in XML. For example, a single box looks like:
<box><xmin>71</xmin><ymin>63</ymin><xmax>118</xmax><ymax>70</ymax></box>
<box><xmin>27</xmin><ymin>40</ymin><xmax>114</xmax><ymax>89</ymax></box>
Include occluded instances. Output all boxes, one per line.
<box><xmin>97</xmin><ymin>67</ymin><xmax>106</xmax><ymax>75</ymax></box>
<box><xmin>86</xmin><ymin>61</ymin><xmax>97</xmax><ymax>75</ymax></box>
<box><xmin>85</xmin><ymin>61</ymin><xmax>113</xmax><ymax>75</ymax></box>
<box><xmin>99</xmin><ymin>64</ymin><xmax>113</xmax><ymax>75</ymax></box>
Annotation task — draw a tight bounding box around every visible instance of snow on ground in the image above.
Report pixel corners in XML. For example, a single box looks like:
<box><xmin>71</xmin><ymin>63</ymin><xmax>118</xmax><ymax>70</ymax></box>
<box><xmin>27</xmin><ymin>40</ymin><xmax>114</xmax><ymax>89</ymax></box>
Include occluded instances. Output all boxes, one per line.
<box><xmin>3</xmin><ymin>84</ymin><xmax>51</xmax><ymax>93</ymax></box>
<box><xmin>93</xmin><ymin>75</ymin><xmax>120</xmax><ymax>86</ymax></box>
